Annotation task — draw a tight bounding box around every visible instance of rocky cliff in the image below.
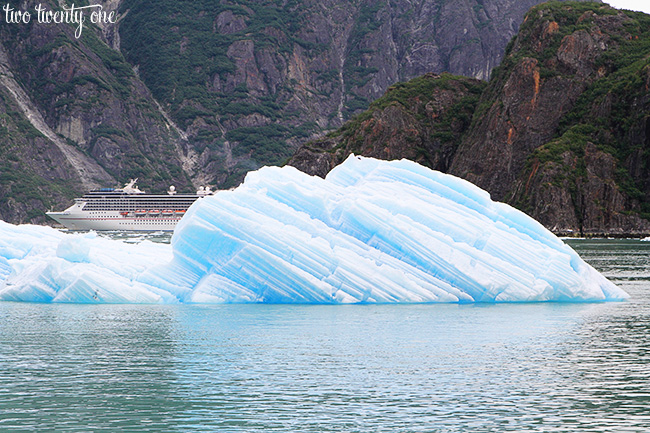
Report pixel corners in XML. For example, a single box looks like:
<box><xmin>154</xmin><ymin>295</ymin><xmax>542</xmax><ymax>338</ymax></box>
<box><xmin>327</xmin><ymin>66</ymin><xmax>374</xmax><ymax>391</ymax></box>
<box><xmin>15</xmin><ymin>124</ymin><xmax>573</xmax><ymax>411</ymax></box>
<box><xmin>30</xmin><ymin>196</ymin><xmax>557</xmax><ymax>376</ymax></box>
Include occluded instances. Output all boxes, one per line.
<box><xmin>116</xmin><ymin>0</ymin><xmax>583</xmax><ymax>186</ymax></box>
<box><xmin>289</xmin><ymin>2</ymin><xmax>650</xmax><ymax>236</ymax></box>
<box><xmin>0</xmin><ymin>0</ymin><xmax>595</xmax><ymax>224</ymax></box>
<box><xmin>452</xmin><ymin>1</ymin><xmax>650</xmax><ymax>235</ymax></box>
<box><xmin>0</xmin><ymin>0</ymin><xmax>193</xmax><ymax>222</ymax></box>
<box><xmin>290</xmin><ymin>73</ymin><xmax>486</xmax><ymax>177</ymax></box>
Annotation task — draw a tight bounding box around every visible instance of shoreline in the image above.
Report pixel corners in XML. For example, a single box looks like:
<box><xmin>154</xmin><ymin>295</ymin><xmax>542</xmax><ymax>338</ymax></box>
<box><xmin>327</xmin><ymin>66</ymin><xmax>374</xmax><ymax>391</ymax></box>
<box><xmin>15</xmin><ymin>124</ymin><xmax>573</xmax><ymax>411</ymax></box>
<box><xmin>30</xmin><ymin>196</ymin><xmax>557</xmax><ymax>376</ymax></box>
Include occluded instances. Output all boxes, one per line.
<box><xmin>44</xmin><ymin>221</ymin><xmax>650</xmax><ymax>240</ymax></box>
<box><xmin>552</xmin><ymin>231</ymin><xmax>650</xmax><ymax>239</ymax></box>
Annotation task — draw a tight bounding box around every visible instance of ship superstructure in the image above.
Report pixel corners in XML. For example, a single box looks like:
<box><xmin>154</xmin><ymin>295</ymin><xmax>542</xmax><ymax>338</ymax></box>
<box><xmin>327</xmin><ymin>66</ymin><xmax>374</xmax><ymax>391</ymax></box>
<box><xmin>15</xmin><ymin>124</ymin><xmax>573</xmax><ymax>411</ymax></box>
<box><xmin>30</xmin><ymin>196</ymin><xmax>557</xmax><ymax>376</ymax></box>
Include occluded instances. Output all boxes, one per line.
<box><xmin>46</xmin><ymin>179</ymin><xmax>214</xmax><ymax>231</ymax></box>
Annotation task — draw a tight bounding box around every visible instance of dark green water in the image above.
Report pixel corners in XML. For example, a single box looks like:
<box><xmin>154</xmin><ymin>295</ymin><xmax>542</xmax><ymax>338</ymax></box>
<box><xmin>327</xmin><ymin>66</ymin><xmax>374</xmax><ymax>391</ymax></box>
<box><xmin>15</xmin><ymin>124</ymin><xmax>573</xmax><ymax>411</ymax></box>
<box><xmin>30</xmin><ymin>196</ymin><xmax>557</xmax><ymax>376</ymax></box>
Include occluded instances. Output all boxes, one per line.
<box><xmin>0</xmin><ymin>239</ymin><xmax>649</xmax><ymax>432</ymax></box>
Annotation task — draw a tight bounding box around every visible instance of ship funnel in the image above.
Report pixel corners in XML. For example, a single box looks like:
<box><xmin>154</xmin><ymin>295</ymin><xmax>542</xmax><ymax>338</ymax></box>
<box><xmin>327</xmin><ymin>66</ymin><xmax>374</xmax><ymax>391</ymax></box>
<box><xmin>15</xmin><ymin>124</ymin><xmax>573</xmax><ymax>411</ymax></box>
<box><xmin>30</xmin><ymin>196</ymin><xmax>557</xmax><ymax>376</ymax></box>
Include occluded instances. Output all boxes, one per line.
<box><xmin>197</xmin><ymin>186</ymin><xmax>211</xmax><ymax>197</ymax></box>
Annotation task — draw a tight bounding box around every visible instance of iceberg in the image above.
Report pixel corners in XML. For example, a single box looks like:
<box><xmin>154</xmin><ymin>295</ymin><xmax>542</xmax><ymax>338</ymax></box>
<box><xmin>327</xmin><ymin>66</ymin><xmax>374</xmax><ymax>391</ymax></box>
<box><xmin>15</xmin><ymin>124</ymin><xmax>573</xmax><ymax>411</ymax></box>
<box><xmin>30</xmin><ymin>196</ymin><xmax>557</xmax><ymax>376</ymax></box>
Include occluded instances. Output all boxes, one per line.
<box><xmin>0</xmin><ymin>156</ymin><xmax>628</xmax><ymax>303</ymax></box>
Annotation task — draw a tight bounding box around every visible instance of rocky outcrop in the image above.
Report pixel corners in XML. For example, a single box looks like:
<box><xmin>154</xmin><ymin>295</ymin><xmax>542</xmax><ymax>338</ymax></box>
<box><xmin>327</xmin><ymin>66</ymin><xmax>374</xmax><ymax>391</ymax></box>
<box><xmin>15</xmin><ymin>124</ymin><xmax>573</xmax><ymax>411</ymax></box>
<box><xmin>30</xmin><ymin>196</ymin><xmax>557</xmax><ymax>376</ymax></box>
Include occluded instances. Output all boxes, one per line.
<box><xmin>290</xmin><ymin>73</ymin><xmax>485</xmax><ymax>176</ymax></box>
<box><xmin>0</xmin><ymin>0</ymin><xmax>620</xmax><ymax>228</ymax></box>
<box><xmin>468</xmin><ymin>2</ymin><xmax>650</xmax><ymax>235</ymax></box>
<box><xmin>523</xmin><ymin>143</ymin><xmax>649</xmax><ymax>236</ymax></box>
<box><xmin>288</xmin><ymin>3</ymin><xmax>650</xmax><ymax>236</ymax></box>
<box><xmin>0</xmin><ymin>43</ymin><xmax>113</xmax><ymax>191</ymax></box>
<box><xmin>117</xmin><ymin>0</ymin><xmax>589</xmax><ymax>187</ymax></box>
<box><xmin>0</xmin><ymin>86</ymin><xmax>82</xmax><ymax>223</ymax></box>
<box><xmin>449</xmin><ymin>5</ymin><xmax>618</xmax><ymax>201</ymax></box>
<box><xmin>0</xmin><ymin>0</ymin><xmax>193</xmax><ymax>223</ymax></box>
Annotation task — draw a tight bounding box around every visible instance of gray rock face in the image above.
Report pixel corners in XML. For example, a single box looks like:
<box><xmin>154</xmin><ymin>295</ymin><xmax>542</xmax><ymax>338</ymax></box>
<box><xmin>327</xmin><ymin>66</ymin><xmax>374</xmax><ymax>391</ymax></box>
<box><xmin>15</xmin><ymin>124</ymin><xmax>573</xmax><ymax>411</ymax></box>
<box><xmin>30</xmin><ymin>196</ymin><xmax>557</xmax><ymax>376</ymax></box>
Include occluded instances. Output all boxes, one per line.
<box><xmin>450</xmin><ymin>5</ymin><xmax>650</xmax><ymax>235</ymax></box>
<box><xmin>0</xmin><ymin>0</ymin><xmax>602</xmax><ymax>226</ymax></box>
<box><xmin>0</xmin><ymin>1</ymin><xmax>192</xmax><ymax>223</ymax></box>
<box><xmin>116</xmin><ymin>0</ymin><xmax>585</xmax><ymax>187</ymax></box>
<box><xmin>288</xmin><ymin>3</ymin><xmax>650</xmax><ymax>236</ymax></box>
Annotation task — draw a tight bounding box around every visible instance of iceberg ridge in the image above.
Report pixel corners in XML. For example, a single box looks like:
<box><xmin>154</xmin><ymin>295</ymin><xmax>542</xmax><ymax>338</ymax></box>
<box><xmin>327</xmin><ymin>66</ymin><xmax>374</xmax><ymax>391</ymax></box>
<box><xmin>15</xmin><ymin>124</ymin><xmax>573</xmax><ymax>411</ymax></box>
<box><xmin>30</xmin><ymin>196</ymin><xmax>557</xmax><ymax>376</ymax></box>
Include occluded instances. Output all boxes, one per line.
<box><xmin>0</xmin><ymin>156</ymin><xmax>628</xmax><ymax>303</ymax></box>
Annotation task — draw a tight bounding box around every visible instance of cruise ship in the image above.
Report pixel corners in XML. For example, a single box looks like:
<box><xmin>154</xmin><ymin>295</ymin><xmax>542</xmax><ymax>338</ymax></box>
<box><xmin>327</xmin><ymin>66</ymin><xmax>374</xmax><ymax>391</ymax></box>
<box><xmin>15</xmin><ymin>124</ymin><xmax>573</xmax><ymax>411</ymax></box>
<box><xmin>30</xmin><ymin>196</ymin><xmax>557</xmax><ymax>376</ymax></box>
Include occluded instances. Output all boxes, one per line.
<box><xmin>46</xmin><ymin>179</ymin><xmax>214</xmax><ymax>231</ymax></box>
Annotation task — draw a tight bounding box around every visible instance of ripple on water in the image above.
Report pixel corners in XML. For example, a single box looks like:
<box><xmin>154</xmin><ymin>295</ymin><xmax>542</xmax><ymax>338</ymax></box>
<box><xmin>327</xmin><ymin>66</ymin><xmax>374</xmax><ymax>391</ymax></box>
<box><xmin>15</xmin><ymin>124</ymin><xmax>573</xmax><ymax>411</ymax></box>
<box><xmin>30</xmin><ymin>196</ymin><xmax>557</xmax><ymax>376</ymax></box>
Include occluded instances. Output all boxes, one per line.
<box><xmin>0</xmin><ymin>239</ymin><xmax>649</xmax><ymax>431</ymax></box>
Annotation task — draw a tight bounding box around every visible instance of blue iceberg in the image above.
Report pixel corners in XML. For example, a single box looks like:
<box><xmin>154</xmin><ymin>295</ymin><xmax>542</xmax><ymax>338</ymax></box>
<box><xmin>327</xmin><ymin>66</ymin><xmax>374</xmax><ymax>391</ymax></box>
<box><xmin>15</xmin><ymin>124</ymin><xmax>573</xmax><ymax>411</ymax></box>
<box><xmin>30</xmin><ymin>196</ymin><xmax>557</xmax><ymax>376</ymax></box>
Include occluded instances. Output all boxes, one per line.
<box><xmin>0</xmin><ymin>156</ymin><xmax>628</xmax><ymax>303</ymax></box>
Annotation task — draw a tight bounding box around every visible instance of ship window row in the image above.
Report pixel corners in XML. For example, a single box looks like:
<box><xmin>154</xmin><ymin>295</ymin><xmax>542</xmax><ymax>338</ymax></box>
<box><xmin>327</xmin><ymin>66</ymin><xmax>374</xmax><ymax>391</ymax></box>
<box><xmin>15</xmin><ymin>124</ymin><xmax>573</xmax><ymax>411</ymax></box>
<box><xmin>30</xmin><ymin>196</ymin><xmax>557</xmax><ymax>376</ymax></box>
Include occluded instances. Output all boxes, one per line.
<box><xmin>83</xmin><ymin>201</ymin><xmax>195</xmax><ymax>205</ymax></box>
<box><xmin>83</xmin><ymin>203</ymin><xmax>195</xmax><ymax>205</ymax></box>
<box><xmin>83</xmin><ymin>199</ymin><xmax>196</xmax><ymax>203</ymax></box>
<box><xmin>85</xmin><ymin>199</ymin><xmax>197</xmax><ymax>203</ymax></box>
<box><xmin>85</xmin><ymin>194</ymin><xmax>200</xmax><ymax>199</ymax></box>
<box><xmin>83</xmin><ymin>205</ymin><xmax>193</xmax><ymax>211</ymax></box>
<box><xmin>83</xmin><ymin>202</ymin><xmax>196</xmax><ymax>210</ymax></box>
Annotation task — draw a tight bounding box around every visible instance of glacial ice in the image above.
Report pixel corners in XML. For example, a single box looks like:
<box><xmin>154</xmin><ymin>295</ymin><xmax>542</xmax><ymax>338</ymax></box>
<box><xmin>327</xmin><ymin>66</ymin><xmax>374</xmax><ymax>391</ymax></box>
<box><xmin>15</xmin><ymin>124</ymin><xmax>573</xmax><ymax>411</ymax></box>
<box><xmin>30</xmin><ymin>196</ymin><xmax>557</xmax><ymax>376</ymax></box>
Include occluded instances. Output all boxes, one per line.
<box><xmin>0</xmin><ymin>156</ymin><xmax>628</xmax><ymax>304</ymax></box>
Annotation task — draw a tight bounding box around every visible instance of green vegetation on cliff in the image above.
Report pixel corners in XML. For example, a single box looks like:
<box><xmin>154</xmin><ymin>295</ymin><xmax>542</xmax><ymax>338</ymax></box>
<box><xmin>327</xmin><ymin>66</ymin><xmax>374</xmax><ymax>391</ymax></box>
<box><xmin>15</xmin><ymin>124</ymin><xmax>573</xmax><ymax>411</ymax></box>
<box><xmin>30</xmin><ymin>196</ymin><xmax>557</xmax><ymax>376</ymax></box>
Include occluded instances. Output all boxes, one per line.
<box><xmin>290</xmin><ymin>73</ymin><xmax>486</xmax><ymax>175</ymax></box>
<box><xmin>0</xmin><ymin>91</ymin><xmax>78</xmax><ymax>222</ymax></box>
<box><xmin>117</xmin><ymin>0</ymin><xmax>564</xmax><ymax>188</ymax></box>
<box><xmin>333</xmin><ymin>73</ymin><xmax>485</xmax><ymax>157</ymax></box>
<box><xmin>118</xmin><ymin>0</ymin><xmax>328</xmax><ymax>184</ymax></box>
<box><xmin>290</xmin><ymin>2</ymin><xmax>650</xmax><ymax>235</ymax></box>
<box><xmin>519</xmin><ymin>2</ymin><xmax>650</xmax><ymax>226</ymax></box>
<box><xmin>453</xmin><ymin>1</ymin><xmax>650</xmax><ymax>233</ymax></box>
<box><xmin>0</xmin><ymin>0</ymin><xmax>198</xmax><ymax>222</ymax></box>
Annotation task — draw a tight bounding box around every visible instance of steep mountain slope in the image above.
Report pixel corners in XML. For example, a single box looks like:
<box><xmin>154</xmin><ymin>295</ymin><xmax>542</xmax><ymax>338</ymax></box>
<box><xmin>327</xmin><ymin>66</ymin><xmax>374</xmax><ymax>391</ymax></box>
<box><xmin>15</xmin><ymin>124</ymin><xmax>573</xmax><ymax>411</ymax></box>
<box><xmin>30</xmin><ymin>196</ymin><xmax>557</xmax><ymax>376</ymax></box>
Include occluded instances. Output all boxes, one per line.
<box><xmin>290</xmin><ymin>73</ymin><xmax>486</xmax><ymax>177</ymax></box>
<box><xmin>117</xmin><ymin>0</ymin><xmax>584</xmax><ymax>186</ymax></box>
<box><xmin>451</xmin><ymin>1</ymin><xmax>650</xmax><ymax>234</ymax></box>
<box><xmin>289</xmin><ymin>2</ymin><xmax>650</xmax><ymax>236</ymax></box>
<box><xmin>0</xmin><ymin>0</ymin><xmax>593</xmax><ymax>224</ymax></box>
<box><xmin>0</xmin><ymin>0</ymin><xmax>193</xmax><ymax>222</ymax></box>
<box><xmin>0</xmin><ymin>87</ymin><xmax>79</xmax><ymax>223</ymax></box>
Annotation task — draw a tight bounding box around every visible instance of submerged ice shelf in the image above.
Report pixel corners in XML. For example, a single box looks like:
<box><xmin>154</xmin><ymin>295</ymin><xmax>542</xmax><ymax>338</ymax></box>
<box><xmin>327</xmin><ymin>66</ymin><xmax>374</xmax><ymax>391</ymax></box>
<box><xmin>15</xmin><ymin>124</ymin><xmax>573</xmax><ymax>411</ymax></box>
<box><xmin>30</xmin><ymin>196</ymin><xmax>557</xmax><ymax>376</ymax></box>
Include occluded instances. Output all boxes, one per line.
<box><xmin>0</xmin><ymin>156</ymin><xmax>628</xmax><ymax>304</ymax></box>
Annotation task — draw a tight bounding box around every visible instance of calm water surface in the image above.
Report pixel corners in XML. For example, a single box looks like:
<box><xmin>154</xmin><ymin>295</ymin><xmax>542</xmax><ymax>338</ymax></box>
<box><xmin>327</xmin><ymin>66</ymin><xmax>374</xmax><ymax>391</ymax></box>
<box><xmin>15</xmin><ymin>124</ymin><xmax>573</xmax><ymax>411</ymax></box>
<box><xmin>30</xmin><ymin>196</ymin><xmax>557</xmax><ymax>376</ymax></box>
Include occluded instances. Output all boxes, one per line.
<box><xmin>1</xmin><ymin>239</ymin><xmax>649</xmax><ymax>432</ymax></box>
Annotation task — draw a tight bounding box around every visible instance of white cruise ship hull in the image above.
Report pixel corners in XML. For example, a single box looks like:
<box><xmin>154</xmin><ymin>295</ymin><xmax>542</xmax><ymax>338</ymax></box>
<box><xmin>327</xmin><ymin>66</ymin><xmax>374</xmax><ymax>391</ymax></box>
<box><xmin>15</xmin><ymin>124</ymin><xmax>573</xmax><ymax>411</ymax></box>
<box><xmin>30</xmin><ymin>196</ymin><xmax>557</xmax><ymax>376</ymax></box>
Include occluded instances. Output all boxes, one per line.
<box><xmin>46</xmin><ymin>210</ymin><xmax>181</xmax><ymax>231</ymax></box>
